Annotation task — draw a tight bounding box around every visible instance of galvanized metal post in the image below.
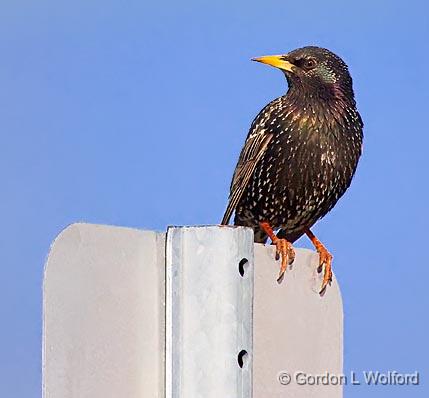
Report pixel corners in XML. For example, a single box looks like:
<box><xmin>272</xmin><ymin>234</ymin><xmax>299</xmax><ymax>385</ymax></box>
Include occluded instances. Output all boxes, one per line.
<box><xmin>165</xmin><ymin>226</ymin><xmax>254</xmax><ymax>398</ymax></box>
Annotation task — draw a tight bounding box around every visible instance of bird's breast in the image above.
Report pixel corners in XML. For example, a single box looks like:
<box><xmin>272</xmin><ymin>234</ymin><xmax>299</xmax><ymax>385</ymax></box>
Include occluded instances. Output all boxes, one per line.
<box><xmin>250</xmin><ymin>114</ymin><xmax>360</xmax><ymax>225</ymax></box>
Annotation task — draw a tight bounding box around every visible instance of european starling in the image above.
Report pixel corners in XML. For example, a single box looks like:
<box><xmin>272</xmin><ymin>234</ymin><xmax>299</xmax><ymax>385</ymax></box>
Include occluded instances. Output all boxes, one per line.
<box><xmin>221</xmin><ymin>46</ymin><xmax>363</xmax><ymax>294</ymax></box>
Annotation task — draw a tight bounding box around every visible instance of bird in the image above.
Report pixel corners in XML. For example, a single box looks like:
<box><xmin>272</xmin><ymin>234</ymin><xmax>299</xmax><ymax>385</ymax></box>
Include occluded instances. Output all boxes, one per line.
<box><xmin>221</xmin><ymin>46</ymin><xmax>363</xmax><ymax>294</ymax></box>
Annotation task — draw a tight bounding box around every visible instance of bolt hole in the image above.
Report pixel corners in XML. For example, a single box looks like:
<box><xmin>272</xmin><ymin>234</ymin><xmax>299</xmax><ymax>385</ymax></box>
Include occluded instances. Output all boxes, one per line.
<box><xmin>238</xmin><ymin>258</ymin><xmax>249</xmax><ymax>277</ymax></box>
<box><xmin>237</xmin><ymin>349</ymin><xmax>249</xmax><ymax>368</ymax></box>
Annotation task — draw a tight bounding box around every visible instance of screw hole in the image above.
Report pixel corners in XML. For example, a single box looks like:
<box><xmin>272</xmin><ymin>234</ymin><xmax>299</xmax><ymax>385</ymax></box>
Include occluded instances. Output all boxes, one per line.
<box><xmin>238</xmin><ymin>258</ymin><xmax>249</xmax><ymax>277</ymax></box>
<box><xmin>237</xmin><ymin>350</ymin><xmax>248</xmax><ymax>368</ymax></box>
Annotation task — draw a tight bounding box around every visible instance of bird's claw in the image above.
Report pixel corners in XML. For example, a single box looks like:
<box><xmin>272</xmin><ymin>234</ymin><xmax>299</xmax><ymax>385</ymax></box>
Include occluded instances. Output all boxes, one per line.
<box><xmin>318</xmin><ymin>249</ymin><xmax>333</xmax><ymax>295</ymax></box>
<box><xmin>275</xmin><ymin>239</ymin><xmax>295</xmax><ymax>283</ymax></box>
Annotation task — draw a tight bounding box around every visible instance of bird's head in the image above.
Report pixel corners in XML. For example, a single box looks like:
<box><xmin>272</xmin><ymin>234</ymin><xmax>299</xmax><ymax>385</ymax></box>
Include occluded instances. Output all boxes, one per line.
<box><xmin>252</xmin><ymin>46</ymin><xmax>354</xmax><ymax>101</ymax></box>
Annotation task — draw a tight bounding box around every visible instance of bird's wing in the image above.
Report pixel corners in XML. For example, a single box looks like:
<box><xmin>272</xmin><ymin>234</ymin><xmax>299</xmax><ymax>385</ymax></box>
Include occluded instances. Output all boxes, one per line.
<box><xmin>221</xmin><ymin>130</ymin><xmax>273</xmax><ymax>225</ymax></box>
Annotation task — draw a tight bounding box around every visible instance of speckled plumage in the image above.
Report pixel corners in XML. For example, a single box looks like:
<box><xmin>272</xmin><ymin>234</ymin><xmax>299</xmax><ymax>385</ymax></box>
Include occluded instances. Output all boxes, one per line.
<box><xmin>222</xmin><ymin>46</ymin><xmax>363</xmax><ymax>244</ymax></box>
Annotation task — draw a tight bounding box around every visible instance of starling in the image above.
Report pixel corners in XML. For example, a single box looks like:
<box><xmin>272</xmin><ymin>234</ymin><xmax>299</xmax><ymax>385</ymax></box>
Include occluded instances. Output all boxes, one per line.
<box><xmin>221</xmin><ymin>46</ymin><xmax>363</xmax><ymax>294</ymax></box>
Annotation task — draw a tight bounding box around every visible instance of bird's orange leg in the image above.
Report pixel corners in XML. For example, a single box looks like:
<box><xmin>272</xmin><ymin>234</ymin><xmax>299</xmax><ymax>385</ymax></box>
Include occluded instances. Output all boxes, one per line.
<box><xmin>259</xmin><ymin>221</ymin><xmax>295</xmax><ymax>283</ymax></box>
<box><xmin>305</xmin><ymin>229</ymin><xmax>333</xmax><ymax>295</ymax></box>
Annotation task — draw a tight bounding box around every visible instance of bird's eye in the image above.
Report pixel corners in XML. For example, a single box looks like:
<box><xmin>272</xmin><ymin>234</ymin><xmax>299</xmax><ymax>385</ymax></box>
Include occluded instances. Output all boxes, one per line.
<box><xmin>304</xmin><ymin>58</ymin><xmax>317</xmax><ymax>69</ymax></box>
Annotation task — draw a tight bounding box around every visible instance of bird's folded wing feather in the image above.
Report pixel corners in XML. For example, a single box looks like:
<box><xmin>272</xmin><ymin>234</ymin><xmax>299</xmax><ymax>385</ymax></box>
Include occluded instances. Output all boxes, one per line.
<box><xmin>221</xmin><ymin>130</ymin><xmax>273</xmax><ymax>225</ymax></box>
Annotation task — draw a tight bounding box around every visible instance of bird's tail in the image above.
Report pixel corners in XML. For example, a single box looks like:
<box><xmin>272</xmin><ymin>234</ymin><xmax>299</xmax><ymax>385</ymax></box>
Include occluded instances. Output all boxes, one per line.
<box><xmin>220</xmin><ymin>209</ymin><xmax>232</xmax><ymax>225</ymax></box>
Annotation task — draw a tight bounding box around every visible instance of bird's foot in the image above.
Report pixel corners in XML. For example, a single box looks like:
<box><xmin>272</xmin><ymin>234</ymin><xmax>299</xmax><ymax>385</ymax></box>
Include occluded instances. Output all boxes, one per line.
<box><xmin>258</xmin><ymin>221</ymin><xmax>295</xmax><ymax>283</ymax></box>
<box><xmin>305</xmin><ymin>229</ymin><xmax>333</xmax><ymax>295</ymax></box>
<box><xmin>274</xmin><ymin>238</ymin><xmax>295</xmax><ymax>283</ymax></box>
<box><xmin>317</xmin><ymin>248</ymin><xmax>333</xmax><ymax>295</ymax></box>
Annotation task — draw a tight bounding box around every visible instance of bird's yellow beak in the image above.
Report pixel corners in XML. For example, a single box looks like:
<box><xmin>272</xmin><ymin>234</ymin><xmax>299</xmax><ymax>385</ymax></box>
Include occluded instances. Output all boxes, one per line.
<box><xmin>252</xmin><ymin>55</ymin><xmax>295</xmax><ymax>72</ymax></box>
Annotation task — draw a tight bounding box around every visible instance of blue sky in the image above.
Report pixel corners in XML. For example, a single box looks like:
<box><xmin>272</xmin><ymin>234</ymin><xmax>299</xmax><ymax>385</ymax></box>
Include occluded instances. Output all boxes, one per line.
<box><xmin>0</xmin><ymin>0</ymin><xmax>428</xmax><ymax>396</ymax></box>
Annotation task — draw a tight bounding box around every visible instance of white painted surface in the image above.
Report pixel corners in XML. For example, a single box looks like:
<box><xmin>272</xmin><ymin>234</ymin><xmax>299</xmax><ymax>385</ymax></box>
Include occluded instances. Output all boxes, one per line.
<box><xmin>43</xmin><ymin>224</ymin><xmax>343</xmax><ymax>398</ymax></box>
<box><xmin>253</xmin><ymin>244</ymin><xmax>343</xmax><ymax>398</ymax></box>
<box><xmin>43</xmin><ymin>223</ymin><xmax>165</xmax><ymax>398</ymax></box>
<box><xmin>166</xmin><ymin>226</ymin><xmax>254</xmax><ymax>398</ymax></box>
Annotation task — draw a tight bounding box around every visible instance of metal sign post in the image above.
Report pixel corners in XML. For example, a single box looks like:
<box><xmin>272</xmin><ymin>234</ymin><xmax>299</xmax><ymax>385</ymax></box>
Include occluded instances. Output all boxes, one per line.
<box><xmin>43</xmin><ymin>223</ymin><xmax>343</xmax><ymax>398</ymax></box>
